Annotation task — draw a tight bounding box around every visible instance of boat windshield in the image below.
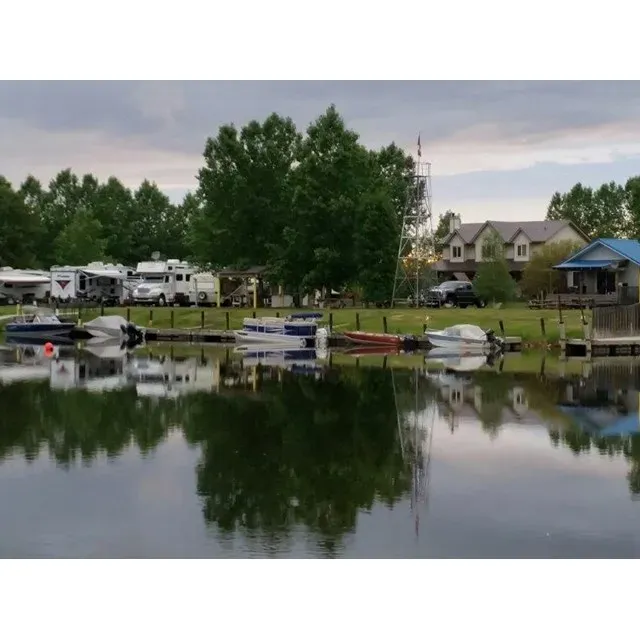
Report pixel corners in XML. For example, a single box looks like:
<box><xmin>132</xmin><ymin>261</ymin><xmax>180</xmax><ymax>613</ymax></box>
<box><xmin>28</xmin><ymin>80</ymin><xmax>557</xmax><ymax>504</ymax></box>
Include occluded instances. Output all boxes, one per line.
<box><xmin>444</xmin><ymin>324</ymin><xmax>486</xmax><ymax>340</ymax></box>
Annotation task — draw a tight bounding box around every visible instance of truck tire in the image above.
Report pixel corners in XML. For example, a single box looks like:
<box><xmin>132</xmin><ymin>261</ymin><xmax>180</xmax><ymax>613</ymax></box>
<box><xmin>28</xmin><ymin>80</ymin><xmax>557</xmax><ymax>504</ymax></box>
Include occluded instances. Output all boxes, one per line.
<box><xmin>157</xmin><ymin>295</ymin><xmax>166</xmax><ymax>307</ymax></box>
<box><xmin>198</xmin><ymin>291</ymin><xmax>207</xmax><ymax>302</ymax></box>
<box><xmin>443</xmin><ymin>296</ymin><xmax>456</xmax><ymax>308</ymax></box>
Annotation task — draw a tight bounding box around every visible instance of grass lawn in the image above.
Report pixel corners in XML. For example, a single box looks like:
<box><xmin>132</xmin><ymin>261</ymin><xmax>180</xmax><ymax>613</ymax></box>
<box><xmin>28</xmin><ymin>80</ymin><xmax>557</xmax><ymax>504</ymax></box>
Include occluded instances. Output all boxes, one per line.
<box><xmin>72</xmin><ymin>304</ymin><xmax>589</xmax><ymax>344</ymax></box>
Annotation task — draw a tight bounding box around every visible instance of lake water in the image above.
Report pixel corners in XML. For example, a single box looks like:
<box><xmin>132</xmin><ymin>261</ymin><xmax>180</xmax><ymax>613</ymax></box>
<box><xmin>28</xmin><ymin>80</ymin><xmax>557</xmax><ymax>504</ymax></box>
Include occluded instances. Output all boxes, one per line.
<box><xmin>1</xmin><ymin>340</ymin><xmax>639</xmax><ymax>558</ymax></box>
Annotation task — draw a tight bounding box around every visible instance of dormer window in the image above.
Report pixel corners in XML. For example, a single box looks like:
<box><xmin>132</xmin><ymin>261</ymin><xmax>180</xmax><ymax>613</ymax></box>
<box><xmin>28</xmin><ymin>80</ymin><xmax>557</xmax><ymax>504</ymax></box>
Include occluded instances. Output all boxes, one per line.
<box><xmin>517</xmin><ymin>244</ymin><xmax>528</xmax><ymax>257</ymax></box>
<box><xmin>452</xmin><ymin>246</ymin><xmax>462</xmax><ymax>258</ymax></box>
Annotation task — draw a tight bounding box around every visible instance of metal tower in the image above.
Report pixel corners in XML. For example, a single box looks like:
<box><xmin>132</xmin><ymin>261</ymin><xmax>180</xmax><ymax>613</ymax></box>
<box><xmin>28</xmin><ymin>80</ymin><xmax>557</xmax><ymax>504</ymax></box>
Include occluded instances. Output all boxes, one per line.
<box><xmin>391</xmin><ymin>136</ymin><xmax>435</xmax><ymax>306</ymax></box>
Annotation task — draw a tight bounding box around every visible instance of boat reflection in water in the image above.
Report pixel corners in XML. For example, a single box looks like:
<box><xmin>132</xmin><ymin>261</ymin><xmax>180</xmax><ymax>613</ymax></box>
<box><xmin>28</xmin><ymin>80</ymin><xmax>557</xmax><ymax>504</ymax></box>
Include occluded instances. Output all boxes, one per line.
<box><xmin>0</xmin><ymin>338</ymin><xmax>328</xmax><ymax>396</ymax></box>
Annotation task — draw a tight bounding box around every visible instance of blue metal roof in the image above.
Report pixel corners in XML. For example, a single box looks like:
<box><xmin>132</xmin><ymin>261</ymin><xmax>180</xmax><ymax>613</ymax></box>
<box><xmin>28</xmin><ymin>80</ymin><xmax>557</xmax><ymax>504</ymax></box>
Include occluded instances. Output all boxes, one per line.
<box><xmin>554</xmin><ymin>259</ymin><xmax>616</xmax><ymax>270</ymax></box>
<box><xmin>555</xmin><ymin>238</ymin><xmax>640</xmax><ymax>269</ymax></box>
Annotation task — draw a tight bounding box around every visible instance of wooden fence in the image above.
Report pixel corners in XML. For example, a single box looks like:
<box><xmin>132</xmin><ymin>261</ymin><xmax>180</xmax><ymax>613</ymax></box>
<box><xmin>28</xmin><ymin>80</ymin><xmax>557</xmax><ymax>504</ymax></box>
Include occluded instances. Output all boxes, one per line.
<box><xmin>592</xmin><ymin>302</ymin><xmax>640</xmax><ymax>339</ymax></box>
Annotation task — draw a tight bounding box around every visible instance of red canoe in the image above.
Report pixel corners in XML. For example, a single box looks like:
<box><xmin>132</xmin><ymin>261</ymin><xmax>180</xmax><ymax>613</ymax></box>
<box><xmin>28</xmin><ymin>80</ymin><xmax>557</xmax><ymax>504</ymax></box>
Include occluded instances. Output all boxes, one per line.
<box><xmin>342</xmin><ymin>331</ymin><xmax>403</xmax><ymax>346</ymax></box>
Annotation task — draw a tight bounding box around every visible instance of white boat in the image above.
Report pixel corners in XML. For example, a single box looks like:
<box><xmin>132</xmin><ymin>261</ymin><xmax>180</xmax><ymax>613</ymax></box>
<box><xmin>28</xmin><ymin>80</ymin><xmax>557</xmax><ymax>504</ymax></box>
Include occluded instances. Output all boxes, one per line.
<box><xmin>425</xmin><ymin>324</ymin><xmax>503</xmax><ymax>350</ymax></box>
<box><xmin>83</xmin><ymin>315</ymin><xmax>132</xmax><ymax>339</ymax></box>
<box><xmin>233</xmin><ymin>330</ymin><xmax>307</xmax><ymax>348</ymax></box>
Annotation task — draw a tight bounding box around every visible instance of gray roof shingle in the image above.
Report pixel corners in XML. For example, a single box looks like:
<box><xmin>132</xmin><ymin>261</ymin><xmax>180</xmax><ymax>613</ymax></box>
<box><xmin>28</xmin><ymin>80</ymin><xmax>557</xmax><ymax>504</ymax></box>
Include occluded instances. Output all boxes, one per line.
<box><xmin>444</xmin><ymin>219</ymin><xmax>584</xmax><ymax>245</ymax></box>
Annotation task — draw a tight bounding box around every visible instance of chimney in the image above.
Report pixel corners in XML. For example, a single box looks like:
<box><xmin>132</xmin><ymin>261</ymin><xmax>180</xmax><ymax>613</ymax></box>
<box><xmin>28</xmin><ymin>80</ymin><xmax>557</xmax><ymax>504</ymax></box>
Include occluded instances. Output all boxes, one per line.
<box><xmin>455</xmin><ymin>214</ymin><xmax>461</xmax><ymax>230</ymax></box>
<box><xmin>449</xmin><ymin>212</ymin><xmax>456</xmax><ymax>233</ymax></box>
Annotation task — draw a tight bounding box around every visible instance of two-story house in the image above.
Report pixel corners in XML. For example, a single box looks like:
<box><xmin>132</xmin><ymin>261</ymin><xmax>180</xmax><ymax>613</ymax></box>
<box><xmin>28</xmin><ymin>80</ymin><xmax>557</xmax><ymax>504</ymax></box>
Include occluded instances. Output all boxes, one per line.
<box><xmin>436</xmin><ymin>214</ymin><xmax>589</xmax><ymax>281</ymax></box>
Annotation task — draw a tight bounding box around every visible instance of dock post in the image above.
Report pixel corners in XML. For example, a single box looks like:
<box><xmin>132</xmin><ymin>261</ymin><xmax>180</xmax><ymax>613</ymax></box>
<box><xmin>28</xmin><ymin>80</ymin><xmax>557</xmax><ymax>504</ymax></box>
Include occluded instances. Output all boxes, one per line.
<box><xmin>356</xmin><ymin>312</ymin><xmax>361</xmax><ymax>331</ymax></box>
<box><xmin>539</xmin><ymin>317</ymin><xmax>546</xmax><ymax>342</ymax></box>
<box><xmin>252</xmin><ymin>310</ymin><xmax>256</xmax><ymax>319</ymax></box>
<box><xmin>329</xmin><ymin>312</ymin><xmax>333</xmax><ymax>333</ymax></box>
<box><xmin>126</xmin><ymin>307</ymin><xmax>131</xmax><ymax>322</ymax></box>
<box><xmin>382</xmin><ymin>316</ymin><xmax>388</xmax><ymax>333</ymax></box>
<box><xmin>149</xmin><ymin>309</ymin><xmax>153</xmax><ymax>327</ymax></box>
<box><xmin>170</xmin><ymin>309</ymin><xmax>175</xmax><ymax>329</ymax></box>
<box><xmin>225</xmin><ymin>311</ymin><xmax>230</xmax><ymax>331</ymax></box>
<box><xmin>498</xmin><ymin>320</ymin><xmax>505</xmax><ymax>337</ymax></box>
<box><xmin>201</xmin><ymin>310</ymin><xmax>205</xmax><ymax>329</ymax></box>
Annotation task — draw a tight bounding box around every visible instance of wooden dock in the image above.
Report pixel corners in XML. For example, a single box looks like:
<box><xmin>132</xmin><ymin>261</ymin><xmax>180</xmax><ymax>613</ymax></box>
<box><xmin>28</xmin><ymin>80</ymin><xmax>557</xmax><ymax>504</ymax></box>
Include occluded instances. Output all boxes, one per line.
<box><xmin>560</xmin><ymin>303</ymin><xmax>640</xmax><ymax>359</ymax></box>
<box><xmin>144</xmin><ymin>327</ymin><xmax>522</xmax><ymax>351</ymax></box>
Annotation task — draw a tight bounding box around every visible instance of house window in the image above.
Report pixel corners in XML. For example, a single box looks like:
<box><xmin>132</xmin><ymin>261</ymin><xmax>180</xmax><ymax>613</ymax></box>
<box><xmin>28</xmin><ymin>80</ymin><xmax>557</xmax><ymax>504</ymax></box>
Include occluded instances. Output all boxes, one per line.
<box><xmin>452</xmin><ymin>246</ymin><xmax>462</xmax><ymax>259</ymax></box>
<box><xmin>517</xmin><ymin>244</ymin><xmax>528</xmax><ymax>257</ymax></box>
<box><xmin>176</xmin><ymin>273</ymin><xmax>183</xmax><ymax>281</ymax></box>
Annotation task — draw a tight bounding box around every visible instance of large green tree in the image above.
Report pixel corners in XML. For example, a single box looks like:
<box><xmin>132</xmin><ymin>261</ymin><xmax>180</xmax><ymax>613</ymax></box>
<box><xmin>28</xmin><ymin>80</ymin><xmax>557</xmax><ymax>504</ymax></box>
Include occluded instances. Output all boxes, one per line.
<box><xmin>546</xmin><ymin>181</ymin><xmax>627</xmax><ymax>238</ymax></box>
<box><xmin>472</xmin><ymin>230</ymin><xmax>517</xmax><ymax>304</ymax></box>
<box><xmin>0</xmin><ymin>176</ymin><xmax>42</xmax><ymax>268</ymax></box>
<box><xmin>53</xmin><ymin>206</ymin><xmax>106</xmax><ymax>265</ymax></box>
<box><xmin>520</xmin><ymin>240</ymin><xmax>584</xmax><ymax>297</ymax></box>
<box><xmin>194</xmin><ymin>113</ymin><xmax>301</xmax><ymax>271</ymax></box>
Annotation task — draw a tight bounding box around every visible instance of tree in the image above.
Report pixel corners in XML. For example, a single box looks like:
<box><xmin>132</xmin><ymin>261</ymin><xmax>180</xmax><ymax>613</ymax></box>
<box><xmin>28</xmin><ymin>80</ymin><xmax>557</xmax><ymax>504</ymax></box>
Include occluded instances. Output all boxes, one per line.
<box><xmin>472</xmin><ymin>230</ymin><xmax>516</xmax><ymax>304</ymax></box>
<box><xmin>195</xmin><ymin>113</ymin><xmax>301</xmax><ymax>271</ymax></box>
<box><xmin>91</xmin><ymin>176</ymin><xmax>136</xmax><ymax>265</ymax></box>
<box><xmin>53</xmin><ymin>206</ymin><xmax>106</xmax><ymax>265</ymax></box>
<box><xmin>520</xmin><ymin>240</ymin><xmax>584</xmax><ymax>298</ymax></box>
<box><xmin>354</xmin><ymin>188</ymin><xmax>397</xmax><ymax>304</ymax></box>
<box><xmin>546</xmin><ymin>181</ymin><xmax>626</xmax><ymax>238</ymax></box>
<box><xmin>0</xmin><ymin>176</ymin><xmax>42</xmax><ymax>268</ymax></box>
<box><xmin>624</xmin><ymin>176</ymin><xmax>640</xmax><ymax>238</ymax></box>
<box><xmin>434</xmin><ymin>211</ymin><xmax>454</xmax><ymax>254</ymax></box>
<box><xmin>131</xmin><ymin>180</ymin><xmax>176</xmax><ymax>262</ymax></box>
<box><xmin>285</xmin><ymin>105</ymin><xmax>370</xmax><ymax>293</ymax></box>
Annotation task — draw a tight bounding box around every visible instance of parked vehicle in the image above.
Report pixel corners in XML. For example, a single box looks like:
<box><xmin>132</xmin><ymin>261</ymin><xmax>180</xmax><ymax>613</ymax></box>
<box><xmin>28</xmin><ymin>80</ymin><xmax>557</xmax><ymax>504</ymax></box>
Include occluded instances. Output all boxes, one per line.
<box><xmin>425</xmin><ymin>281</ymin><xmax>486</xmax><ymax>308</ymax></box>
<box><xmin>131</xmin><ymin>259</ymin><xmax>193</xmax><ymax>307</ymax></box>
<box><xmin>50</xmin><ymin>263</ymin><xmax>138</xmax><ymax>305</ymax></box>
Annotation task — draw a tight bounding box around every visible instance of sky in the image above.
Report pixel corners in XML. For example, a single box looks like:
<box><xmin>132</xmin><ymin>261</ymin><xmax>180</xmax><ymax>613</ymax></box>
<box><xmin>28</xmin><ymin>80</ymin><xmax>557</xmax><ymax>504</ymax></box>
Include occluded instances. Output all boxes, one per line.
<box><xmin>2</xmin><ymin>80</ymin><xmax>640</xmax><ymax>223</ymax></box>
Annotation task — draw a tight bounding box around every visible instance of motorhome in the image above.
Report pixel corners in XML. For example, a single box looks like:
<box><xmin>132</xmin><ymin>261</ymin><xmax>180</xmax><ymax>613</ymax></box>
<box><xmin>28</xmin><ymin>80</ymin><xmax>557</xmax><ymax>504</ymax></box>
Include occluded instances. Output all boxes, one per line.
<box><xmin>50</xmin><ymin>262</ymin><xmax>139</xmax><ymax>305</ymax></box>
<box><xmin>0</xmin><ymin>267</ymin><xmax>51</xmax><ymax>305</ymax></box>
<box><xmin>131</xmin><ymin>259</ymin><xmax>193</xmax><ymax>306</ymax></box>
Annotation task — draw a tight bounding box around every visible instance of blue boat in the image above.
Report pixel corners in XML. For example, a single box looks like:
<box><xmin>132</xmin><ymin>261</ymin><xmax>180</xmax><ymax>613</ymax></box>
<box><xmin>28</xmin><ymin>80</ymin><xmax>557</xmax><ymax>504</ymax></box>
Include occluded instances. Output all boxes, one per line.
<box><xmin>4</xmin><ymin>306</ymin><xmax>76</xmax><ymax>339</ymax></box>
<box><xmin>242</xmin><ymin>312</ymin><xmax>323</xmax><ymax>339</ymax></box>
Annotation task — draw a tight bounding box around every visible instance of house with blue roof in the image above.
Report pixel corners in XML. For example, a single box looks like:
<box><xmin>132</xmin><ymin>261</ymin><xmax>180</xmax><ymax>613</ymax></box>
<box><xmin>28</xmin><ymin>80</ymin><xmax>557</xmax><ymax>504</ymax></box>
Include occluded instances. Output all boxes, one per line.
<box><xmin>554</xmin><ymin>238</ymin><xmax>640</xmax><ymax>303</ymax></box>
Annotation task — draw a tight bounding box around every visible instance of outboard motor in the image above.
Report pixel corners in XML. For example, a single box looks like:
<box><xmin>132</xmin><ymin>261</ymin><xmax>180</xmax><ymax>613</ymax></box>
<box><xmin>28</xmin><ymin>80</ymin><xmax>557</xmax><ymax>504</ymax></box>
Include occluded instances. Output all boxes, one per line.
<box><xmin>485</xmin><ymin>328</ymin><xmax>505</xmax><ymax>352</ymax></box>
<box><xmin>120</xmin><ymin>322</ymin><xmax>145</xmax><ymax>348</ymax></box>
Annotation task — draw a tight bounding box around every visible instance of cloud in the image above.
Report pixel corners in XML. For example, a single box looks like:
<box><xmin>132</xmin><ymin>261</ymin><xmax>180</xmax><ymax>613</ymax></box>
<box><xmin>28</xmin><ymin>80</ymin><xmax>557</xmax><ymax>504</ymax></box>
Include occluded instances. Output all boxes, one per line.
<box><xmin>3</xmin><ymin>81</ymin><xmax>640</xmax><ymax>220</ymax></box>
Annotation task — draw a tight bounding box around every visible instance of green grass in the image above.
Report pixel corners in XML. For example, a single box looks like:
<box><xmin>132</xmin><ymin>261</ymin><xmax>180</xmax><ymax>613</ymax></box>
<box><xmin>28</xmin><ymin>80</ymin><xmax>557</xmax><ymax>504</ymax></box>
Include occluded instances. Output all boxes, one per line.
<box><xmin>70</xmin><ymin>305</ymin><xmax>588</xmax><ymax>344</ymax></box>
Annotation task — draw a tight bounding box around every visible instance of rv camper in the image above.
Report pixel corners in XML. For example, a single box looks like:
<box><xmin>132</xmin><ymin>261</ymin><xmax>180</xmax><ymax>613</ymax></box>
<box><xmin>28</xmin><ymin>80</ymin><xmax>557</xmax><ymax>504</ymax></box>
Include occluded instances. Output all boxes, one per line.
<box><xmin>0</xmin><ymin>267</ymin><xmax>51</xmax><ymax>305</ymax></box>
<box><xmin>50</xmin><ymin>262</ymin><xmax>138</xmax><ymax>305</ymax></box>
<box><xmin>188</xmin><ymin>271</ymin><xmax>220</xmax><ymax>306</ymax></box>
<box><xmin>131</xmin><ymin>259</ymin><xmax>193</xmax><ymax>307</ymax></box>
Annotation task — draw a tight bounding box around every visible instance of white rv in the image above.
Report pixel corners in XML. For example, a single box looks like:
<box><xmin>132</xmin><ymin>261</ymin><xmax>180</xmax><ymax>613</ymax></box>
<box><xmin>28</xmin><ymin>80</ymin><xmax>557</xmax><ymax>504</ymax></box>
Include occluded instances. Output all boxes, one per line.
<box><xmin>188</xmin><ymin>271</ymin><xmax>219</xmax><ymax>306</ymax></box>
<box><xmin>50</xmin><ymin>262</ymin><xmax>139</xmax><ymax>304</ymax></box>
<box><xmin>0</xmin><ymin>267</ymin><xmax>51</xmax><ymax>304</ymax></box>
<box><xmin>131</xmin><ymin>259</ymin><xmax>193</xmax><ymax>306</ymax></box>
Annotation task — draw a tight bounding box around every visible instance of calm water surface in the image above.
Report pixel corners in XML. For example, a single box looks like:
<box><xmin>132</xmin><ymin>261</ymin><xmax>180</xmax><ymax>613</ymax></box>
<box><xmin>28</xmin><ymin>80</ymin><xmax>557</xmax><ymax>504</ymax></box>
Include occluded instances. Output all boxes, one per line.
<box><xmin>1</xmin><ymin>340</ymin><xmax>639</xmax><ymax>558</ymax></box>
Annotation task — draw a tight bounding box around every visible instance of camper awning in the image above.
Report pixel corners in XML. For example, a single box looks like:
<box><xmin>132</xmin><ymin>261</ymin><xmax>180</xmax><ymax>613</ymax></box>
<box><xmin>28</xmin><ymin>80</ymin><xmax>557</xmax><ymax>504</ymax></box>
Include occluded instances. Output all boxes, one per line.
<box><xmin>0</xmin><ymin>274</ymin><xmax>50</xmax><ymax>284</ymax></box>
<box><xmin>553</xmin><ymin>259</ymin><xmax>617</xmax><ymax>270</ymax></box>
<box><xmin>81</xmin><ymin>269</ymin><xmax>126</xmax><ymax>279</ymax></box>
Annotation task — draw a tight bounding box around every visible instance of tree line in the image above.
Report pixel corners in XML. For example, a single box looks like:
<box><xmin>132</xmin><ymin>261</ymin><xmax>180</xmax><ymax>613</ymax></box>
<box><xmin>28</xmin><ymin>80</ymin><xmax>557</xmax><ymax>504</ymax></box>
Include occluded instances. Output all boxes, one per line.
<box><xmin>546</xmin><ymin>177</ymin><xmax>640</xmax><ymax>239</ymax></box>
<box><xmin>0</xmin><ymin>105</ymin><xmax>425</xmax><ymax>303</ymax></box>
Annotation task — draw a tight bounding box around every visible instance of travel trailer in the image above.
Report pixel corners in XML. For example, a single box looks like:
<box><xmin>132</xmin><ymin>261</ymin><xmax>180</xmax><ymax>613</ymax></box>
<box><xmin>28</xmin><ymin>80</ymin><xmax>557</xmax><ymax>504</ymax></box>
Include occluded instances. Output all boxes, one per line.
<box><xmin>131</xmin><ymin>258</ymin><xmax>193</xmax><ymax>306</ymax></box>
<box><xmin>188</xmin><ymin>271</ymin><xmax>219</xmax><ymax>306</ymax></box>
<box><xmin>0</xmin><ymin>267</ymin><xmax>50</xmax><ymax>304</ymax></box>
<box><xmin>50</xmin><ymin>262</ymin><xmax>139</xmax><ymax>304</ymax></box>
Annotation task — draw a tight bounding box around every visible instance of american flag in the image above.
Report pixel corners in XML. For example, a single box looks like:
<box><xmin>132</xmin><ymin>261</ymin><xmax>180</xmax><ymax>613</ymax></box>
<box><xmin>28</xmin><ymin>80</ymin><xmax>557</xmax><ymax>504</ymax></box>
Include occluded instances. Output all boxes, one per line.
<box><xmin>417</xmin><ymin>133</ymin><xmax>422</xmax><ymax>157</ymax></box>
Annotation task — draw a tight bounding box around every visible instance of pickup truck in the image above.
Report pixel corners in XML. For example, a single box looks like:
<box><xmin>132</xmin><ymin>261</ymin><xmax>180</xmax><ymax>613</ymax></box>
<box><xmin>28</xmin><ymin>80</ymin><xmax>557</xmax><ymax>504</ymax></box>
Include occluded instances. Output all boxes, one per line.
<box><xmin>425</xmin><ymin>281</ymin><xmax>486</xmax><ymax>308</ymax></box>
